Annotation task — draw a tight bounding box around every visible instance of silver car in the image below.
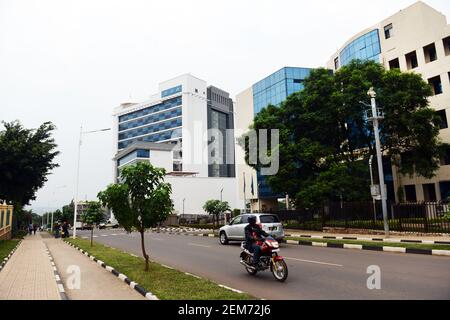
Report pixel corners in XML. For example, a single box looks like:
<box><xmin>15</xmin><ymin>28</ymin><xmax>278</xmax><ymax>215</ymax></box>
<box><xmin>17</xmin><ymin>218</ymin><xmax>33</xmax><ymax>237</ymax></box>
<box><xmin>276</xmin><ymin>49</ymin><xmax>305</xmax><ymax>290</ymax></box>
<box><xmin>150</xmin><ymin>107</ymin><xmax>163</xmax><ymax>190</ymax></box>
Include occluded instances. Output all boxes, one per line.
<box><xmin>219</xmin><ymin>213</ymin><xmax>285</xmax><ymax>245</ymax></box>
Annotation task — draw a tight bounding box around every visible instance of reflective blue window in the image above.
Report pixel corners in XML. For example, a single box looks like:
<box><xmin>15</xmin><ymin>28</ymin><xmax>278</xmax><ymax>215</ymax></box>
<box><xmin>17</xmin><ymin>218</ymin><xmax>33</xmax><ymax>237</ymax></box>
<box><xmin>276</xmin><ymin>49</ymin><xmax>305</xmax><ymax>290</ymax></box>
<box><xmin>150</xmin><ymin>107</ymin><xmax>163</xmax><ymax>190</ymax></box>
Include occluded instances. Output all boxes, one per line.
<box><xmin>339</xmin><ymin>30</ymin><xmax>381</xmax><ymax>67</ymax></box>
<box><xmin>118</xmin><ymin>96</ymin><xmax>182</xmax><ymax>123</ymax></box>
<box><xmin>161</xmin><ymin>85</ymin><xmax>182</xmax><ymax>98</ymax></box>
<box><xmin>118</xmin><ymin>128</ymin><xmax>182</xmax><ymax>150</ymax></box>
<box><xmin>118</xmin><ymin>117</ymin><xmax>182</xmax><ymax>141</ymax></box>
<box><xmin>118</xmin><ymin>149</ymin><xmax>150</xmax><ymax>167</ymax></box>
<box><xmin>252</xmin><ymin>67</ymin><xmax>311</xmax><ymax>115</ymax></box>
<box><xmin>119</xmin><ymin>107</ymin><xmax>182</xmax><ymax>131</ymax></box>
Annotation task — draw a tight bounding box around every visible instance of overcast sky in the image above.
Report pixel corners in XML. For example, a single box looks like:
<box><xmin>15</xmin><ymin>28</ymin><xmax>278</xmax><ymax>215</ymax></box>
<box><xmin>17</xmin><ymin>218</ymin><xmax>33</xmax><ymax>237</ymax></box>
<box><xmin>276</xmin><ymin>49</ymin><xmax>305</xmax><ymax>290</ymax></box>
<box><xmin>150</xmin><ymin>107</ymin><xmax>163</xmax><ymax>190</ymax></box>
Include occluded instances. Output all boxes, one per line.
<box><xmin>1</xmin><ymin>0</ymin><xmax>449</xmax><ymax>214</ymax></box>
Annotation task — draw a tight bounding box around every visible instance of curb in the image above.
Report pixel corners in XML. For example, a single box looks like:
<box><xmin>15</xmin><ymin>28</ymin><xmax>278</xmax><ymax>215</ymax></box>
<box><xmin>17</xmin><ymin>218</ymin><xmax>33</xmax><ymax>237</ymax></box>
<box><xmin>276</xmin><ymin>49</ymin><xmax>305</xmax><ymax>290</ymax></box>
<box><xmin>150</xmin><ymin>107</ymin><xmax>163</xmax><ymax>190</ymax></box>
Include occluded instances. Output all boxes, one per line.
<box><xmin>63</xmin><ymin>241</ymin><xmax>158</xmax><ymax>300</ymax></box>
<box><xmin>286</xmin><ymin>234</ymin><xmax>450</xmax><ymax>245</ymax></box>
<box><xmin>44</xmin><ymin>243</ymin><xmax>69</xmax><ymax>300</ymax></box>
<box><xmin>284</xmin><ymin>239</ymin><xmax>450</xmax><ymax>257</ymax></box>
<box><xmin>0</xmin><ymin>240</ymin><xmax>22</xmax><ymax>273</ymax></box>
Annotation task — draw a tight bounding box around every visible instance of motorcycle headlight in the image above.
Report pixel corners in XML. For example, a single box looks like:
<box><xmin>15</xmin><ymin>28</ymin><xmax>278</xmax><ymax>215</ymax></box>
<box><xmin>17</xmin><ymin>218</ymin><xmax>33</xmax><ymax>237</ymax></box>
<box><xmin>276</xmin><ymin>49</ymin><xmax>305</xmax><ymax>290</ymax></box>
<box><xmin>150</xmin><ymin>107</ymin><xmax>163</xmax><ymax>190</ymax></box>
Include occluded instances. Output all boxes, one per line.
<box><xmin>272</xmin><ymin>242</ymin><xmax>279</xmax><ymax>249</ymax></box>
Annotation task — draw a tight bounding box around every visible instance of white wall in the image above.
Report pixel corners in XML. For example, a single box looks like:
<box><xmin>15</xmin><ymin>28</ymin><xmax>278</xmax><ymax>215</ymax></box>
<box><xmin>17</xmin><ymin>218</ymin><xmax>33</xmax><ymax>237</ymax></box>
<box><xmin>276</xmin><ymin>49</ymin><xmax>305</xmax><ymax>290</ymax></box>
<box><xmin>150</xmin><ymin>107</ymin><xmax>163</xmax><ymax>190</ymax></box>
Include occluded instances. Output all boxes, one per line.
<box><xmin>166</xmin><ymin>176</ymin><xmax>239</xmax><ymax>215</ymax></box>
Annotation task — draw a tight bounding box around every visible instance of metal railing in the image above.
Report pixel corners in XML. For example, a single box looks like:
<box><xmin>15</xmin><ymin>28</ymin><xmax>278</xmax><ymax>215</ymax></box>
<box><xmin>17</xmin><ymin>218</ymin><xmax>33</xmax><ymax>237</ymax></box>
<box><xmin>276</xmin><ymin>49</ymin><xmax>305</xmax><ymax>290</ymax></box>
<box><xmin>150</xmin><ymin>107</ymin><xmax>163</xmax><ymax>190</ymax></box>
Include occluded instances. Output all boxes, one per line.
<box><xmin>276</xmin><ymin>201</ymin><xmax>450</xmax><ymax>234</ymax></box>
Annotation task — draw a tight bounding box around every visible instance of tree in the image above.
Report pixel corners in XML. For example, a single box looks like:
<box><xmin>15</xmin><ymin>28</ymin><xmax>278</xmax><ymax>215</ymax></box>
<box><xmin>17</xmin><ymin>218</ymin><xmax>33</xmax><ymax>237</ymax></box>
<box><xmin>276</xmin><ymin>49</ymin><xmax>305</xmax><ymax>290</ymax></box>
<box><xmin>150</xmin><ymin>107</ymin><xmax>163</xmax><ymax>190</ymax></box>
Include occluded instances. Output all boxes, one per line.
<box><xmin>240</xmin><ymin>60</ymin><xmax>446</xmax><ymax>208</ymax></box>
<box><xmin>98</xmin><ymin>162</ymin><xmax>173</xmax><ymax>271</ymax></box>
<box><xmin>203</xmin><ymin>200</ymin><xmax>230</xmax><ymax>227</ymax></box>
<box><xmin>0</xmin><ymin>121</ymin><xmax>59</xmax><ymax>234</ymax></box>
<box><xmin>81</xmin><ymin>201</ymin><xmax>105</xmax><ymax>247</ymax></box>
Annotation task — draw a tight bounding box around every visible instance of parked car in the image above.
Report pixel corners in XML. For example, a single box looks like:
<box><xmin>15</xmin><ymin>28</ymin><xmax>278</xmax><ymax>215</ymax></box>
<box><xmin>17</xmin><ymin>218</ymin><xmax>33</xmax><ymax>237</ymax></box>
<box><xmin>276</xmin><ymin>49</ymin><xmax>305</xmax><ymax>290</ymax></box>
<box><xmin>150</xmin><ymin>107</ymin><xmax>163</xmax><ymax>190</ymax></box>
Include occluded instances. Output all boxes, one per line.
<box><xmin>219</xmin><ymin>213</ymin><xmax>284</xmax><ymax>245</ymax></box>
<box><xmin>99</xmin><ymin>220</ymin><xmax>119</xmax><ymax>229</ymax></box>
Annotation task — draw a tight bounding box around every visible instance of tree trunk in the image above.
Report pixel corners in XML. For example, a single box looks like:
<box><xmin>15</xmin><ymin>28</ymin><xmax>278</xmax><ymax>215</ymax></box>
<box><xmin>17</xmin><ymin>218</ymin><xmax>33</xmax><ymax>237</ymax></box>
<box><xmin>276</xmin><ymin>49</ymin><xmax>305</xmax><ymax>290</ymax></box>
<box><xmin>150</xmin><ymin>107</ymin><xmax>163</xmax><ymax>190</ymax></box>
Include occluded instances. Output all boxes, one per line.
<box><xmin>140</xmin><ymin>229</ymin><xmax>150</xmax><ymax>271</ymax></box>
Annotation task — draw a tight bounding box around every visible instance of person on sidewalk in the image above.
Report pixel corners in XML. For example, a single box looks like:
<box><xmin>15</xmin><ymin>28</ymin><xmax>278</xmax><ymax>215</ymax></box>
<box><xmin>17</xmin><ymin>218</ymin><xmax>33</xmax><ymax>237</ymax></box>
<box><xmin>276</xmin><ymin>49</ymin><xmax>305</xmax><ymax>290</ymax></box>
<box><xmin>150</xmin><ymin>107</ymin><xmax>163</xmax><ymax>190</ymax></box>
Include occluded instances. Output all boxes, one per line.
<box><xmin>54</xmin><ymin>223</ymin><xmax>61</xmax><ymax>238</ymax></box>
<box><xmin>28</xmin><ymin>224</ymin><xmax>33</xmax><ymax>235</ymax></box>
<box><xmin>62</xmin><ymin>221</ymin><xmax>70</xmax><ymax>238</ymax></box>
<box><xmin>33</xmin><ymin>224</ymin><xmax>37</xmax><ymax>235</ymax></box>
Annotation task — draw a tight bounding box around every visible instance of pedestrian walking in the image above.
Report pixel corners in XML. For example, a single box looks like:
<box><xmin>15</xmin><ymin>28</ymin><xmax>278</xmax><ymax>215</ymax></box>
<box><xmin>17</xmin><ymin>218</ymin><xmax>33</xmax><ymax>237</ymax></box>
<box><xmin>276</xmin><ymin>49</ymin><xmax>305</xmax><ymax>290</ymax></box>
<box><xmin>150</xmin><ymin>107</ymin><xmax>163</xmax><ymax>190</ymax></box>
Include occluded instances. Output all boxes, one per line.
<box><xmin>54</xmin><ymin>223</ymin><xmax>61</xmax><ymax>238</ymax></box>
<box><xmin>33</xmin><ymin>224</ymin><xmax>37</xmax><ymax>235</ymax></box>
<box><xmin>62</xmin><ymin>221</ymin><xmax>70</xmax><ymax>238</ymax></box>
<box><xmin>28</xmin><ymin>224</ymin><xmax>33</xmax><ymax>235</ymax></box>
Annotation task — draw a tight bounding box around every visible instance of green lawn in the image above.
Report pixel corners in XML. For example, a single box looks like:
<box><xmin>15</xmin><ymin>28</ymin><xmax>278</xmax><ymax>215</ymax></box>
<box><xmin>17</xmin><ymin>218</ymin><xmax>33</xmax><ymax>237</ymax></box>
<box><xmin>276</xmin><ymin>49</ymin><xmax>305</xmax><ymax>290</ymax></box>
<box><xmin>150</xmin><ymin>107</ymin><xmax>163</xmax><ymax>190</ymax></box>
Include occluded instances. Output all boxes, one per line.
<box><xmin>0</xmin><ymin>239</ymin><xmax>20</xmax><ymax>261</ymax></box>
<box><xmin>66</xmin><ymin>238</ymin><xmax>255</xmax><ymax>300</ymax></box>
<box><xmin>285</xmin><ymin>237</ymin><xmax>450</xmax><ymax>251</ymax></box>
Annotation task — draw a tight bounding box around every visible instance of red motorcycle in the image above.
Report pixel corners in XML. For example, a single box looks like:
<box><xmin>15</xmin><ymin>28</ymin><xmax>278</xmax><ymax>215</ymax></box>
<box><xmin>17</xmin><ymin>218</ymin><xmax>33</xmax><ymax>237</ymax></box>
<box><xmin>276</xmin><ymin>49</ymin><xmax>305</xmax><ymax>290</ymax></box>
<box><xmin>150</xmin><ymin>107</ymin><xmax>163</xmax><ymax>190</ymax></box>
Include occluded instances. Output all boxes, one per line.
<box><xmin>240</xmin><ymin>236</ymin><xmax>288</xmax><ymax>282</ymax></box>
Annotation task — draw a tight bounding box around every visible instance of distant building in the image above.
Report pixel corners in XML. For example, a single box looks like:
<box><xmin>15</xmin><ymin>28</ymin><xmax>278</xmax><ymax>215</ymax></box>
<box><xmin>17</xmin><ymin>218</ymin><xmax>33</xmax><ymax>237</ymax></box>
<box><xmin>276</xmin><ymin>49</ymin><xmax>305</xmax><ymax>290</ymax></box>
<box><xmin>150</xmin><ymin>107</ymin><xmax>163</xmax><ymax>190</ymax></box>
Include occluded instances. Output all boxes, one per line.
<box><xmin>0</xmin><ymin>200</ymin><xmax>13</xmax><ymax>240</ymax></box>
<box><xmin>328</xmin><ymin>1</ymin><xmax>450</xmax><ymax>202</ymax></box>
<box><xmin>235</xmin><ymin>67</ymin><xmax>314</xmax><ymax>212</ymax></box>
<box><xmin>112</xmin><ymin>74</ymin><xmax>240</xmax><ymax>216</ymax></box>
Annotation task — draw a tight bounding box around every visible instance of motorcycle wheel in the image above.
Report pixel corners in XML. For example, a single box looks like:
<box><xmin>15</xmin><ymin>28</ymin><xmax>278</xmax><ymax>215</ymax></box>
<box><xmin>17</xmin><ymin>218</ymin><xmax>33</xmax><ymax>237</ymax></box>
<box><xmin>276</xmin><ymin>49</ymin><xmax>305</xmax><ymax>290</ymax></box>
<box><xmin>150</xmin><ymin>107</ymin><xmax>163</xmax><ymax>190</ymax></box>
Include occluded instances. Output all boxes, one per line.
<box><xmin>271</xmin><ymin>259</ymin><xmax>288</xmax><ymax>282</ymax></box>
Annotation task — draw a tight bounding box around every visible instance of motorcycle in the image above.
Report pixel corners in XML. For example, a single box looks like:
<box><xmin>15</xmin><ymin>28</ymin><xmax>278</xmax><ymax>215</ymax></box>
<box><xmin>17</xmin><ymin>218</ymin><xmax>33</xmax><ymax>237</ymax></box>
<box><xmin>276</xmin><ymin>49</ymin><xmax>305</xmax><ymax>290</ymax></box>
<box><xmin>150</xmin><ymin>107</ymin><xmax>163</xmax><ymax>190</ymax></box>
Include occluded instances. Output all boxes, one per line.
<box><xmin>239</xmin><ymin>236</ymin><xmax>288</xmax><ymax>282</ymax></box>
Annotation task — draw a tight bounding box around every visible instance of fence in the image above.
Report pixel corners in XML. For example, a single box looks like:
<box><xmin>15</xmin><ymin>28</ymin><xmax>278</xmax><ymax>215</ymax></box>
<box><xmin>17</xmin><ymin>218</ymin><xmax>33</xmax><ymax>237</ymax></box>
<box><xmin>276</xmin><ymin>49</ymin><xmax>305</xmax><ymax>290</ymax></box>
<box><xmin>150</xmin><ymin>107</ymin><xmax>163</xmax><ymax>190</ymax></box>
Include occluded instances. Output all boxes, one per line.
<box><xmin>0</xmin><ymin>202</ymin><xmax>14</xmax><ymax>240</ymax></box>
<box><xmin>276</xmin><ymin>201</ymin><xmax>450</xmax><ymax>234</ymax></box>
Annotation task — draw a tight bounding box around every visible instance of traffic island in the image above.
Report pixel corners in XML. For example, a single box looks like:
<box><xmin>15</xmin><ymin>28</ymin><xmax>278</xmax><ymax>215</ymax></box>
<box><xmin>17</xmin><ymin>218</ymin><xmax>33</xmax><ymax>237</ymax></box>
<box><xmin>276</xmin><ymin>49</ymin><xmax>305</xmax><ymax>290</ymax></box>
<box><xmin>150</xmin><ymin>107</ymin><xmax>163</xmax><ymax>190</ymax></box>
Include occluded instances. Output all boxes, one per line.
<box><xmin>65</xmin><ymin>238</ymin><xmax>255</xmax><ymax>300</ymax></box>
<box><xmin>284</xmin><ymin>237</ymin><xmax>450</xmax><ymax>256</ymax></box>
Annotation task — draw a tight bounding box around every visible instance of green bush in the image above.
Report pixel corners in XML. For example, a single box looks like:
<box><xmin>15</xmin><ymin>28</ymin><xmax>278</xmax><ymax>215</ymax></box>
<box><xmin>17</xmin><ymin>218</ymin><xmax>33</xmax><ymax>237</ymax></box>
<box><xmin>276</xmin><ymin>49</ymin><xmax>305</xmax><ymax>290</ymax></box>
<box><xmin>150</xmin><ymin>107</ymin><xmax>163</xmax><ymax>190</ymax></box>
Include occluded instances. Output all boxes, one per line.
<box><xmin>13</xmin><ymin>230</ymin><xmax>28</xmax><ymax>239</ymax></box>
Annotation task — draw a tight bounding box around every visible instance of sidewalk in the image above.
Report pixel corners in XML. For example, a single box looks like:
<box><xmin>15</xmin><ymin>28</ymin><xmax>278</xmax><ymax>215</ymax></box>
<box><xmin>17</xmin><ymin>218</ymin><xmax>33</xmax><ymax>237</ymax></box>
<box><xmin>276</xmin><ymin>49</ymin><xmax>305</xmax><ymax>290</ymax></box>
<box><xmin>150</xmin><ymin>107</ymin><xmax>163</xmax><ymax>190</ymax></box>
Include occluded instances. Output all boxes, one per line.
<box><xmin>0</xmin><ymin>233</ymin><xmax>61</xmax><ymax>300</ymax></box>
<box><xmin>43</xmin><ymin>234</ymin><xmax>146</xmax><ymax>300</ymax></box>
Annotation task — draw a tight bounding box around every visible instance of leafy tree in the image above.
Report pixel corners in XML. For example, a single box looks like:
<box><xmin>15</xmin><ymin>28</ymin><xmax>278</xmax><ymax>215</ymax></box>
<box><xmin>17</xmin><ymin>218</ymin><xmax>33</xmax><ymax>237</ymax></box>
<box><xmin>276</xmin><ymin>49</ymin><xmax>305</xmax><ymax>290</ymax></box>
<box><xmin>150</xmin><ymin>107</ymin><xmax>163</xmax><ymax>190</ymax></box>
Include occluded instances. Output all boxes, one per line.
<box><xmin>203</xmin><ymin>200</ymin><xmax>230</xmax><ymax>227</ymax></box>
<box><xmin>98</xmin><ymin>162</ymin><xmax>173</xmax><ymax>271</ymax></box>
<box><xmin>81</xmin><ymin>201</ymin><xmax>105</xmax><ymax>247</ymax></box>
<box><xmin>0</xmin><ymin>121</ymin><xmax>59</xmax><ymax>234</ymax></box>
<box><xmin>61</xmin><ymin>201</ymin><xmax>74</xmax><ymax>223</ymax></box>
<box><xmin>240</xmin><ymin>60</ymin><xmax>446</xmax><ymax>208</ymax></box>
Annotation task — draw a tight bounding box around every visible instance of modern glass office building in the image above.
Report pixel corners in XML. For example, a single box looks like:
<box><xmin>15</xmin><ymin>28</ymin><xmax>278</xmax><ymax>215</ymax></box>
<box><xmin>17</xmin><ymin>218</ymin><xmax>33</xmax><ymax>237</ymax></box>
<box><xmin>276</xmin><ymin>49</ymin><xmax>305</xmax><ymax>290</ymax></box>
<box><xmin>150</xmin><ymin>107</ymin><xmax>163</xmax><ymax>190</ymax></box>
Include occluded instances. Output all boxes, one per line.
<box><xmin>251</xmin><ymin>67</ymin><xmax>312</xmax><ymax>199</ymax></box>
<box><xmin>252</xmin><ymin>67</ymin><xmax>311</xmax><ymax>115</ymax></box>
<box><xmin>337</xmin><ymin>30</ymin><xmax>381</xmax><ymax>68</ymax></box>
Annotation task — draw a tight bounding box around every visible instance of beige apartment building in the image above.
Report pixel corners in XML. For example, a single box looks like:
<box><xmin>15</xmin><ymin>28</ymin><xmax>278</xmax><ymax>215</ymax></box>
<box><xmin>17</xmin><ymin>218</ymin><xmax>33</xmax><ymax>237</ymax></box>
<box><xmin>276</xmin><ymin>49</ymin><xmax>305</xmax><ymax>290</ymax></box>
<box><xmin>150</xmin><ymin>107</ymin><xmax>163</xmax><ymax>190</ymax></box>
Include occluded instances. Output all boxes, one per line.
<box><xmin>328</xmin><ymin>1</ymin><xmax>450</xmax><ymax>202</ymax></box>
<box><xmin>235</xmin><ymin>1</ymin><xmax>450</xmax><ymax>210</ymax></box>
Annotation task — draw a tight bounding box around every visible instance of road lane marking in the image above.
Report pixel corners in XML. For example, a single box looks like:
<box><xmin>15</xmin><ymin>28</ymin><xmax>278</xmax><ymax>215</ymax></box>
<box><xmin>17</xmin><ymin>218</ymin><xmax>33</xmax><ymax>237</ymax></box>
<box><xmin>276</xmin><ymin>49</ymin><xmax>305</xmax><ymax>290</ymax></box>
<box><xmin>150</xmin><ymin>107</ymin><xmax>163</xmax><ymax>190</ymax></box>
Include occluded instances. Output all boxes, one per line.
<box><xmin>150</xmin><ymin>237</ymin><xmax>163</xmax><ymax>241</ymax></box>
<box><xmin>285</xmin><ymin>257</ymin><xmax>343</xmax><ymax>267</ymax></box>
<box><xmin>111</xmin><ymin>234</ymin><xmax>118</xmax><ymax>236</ymax></box>
<box><xmin>101</xmin><ymin>235</ymin><xmax>108</xmax><ymax>237</ymax></box>
<box><xmin>188</xmin><ymin>243</ymin><xmax>211</xmax><ymax>248</ymax></box>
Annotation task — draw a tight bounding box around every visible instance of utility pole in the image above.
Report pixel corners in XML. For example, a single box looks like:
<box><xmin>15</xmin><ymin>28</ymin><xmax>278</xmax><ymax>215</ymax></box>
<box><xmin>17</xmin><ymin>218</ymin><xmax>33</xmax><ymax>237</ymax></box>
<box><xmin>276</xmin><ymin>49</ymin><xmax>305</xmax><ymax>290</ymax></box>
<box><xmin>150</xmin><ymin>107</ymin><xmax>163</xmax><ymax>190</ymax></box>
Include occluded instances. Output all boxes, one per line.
<box><xmin>368</xmin><ymin>87</ymin><xmax>389</xmax><ymax>237</ymax></box>
<box><xmin>73</xmin><ymin>126</ymin><xmax>111</xmax><ymax>239</ymax></box>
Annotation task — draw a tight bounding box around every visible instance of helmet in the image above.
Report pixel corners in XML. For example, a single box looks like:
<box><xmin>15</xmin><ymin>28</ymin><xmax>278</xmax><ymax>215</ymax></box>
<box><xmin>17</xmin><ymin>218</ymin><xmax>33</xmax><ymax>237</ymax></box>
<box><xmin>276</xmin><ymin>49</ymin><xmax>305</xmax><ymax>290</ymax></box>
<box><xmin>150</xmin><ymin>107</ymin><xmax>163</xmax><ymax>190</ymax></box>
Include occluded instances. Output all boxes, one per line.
<box><xmin>247</xmin><ymin>215</ymin><xmax>257</xmax><ymax>225</ymax></box>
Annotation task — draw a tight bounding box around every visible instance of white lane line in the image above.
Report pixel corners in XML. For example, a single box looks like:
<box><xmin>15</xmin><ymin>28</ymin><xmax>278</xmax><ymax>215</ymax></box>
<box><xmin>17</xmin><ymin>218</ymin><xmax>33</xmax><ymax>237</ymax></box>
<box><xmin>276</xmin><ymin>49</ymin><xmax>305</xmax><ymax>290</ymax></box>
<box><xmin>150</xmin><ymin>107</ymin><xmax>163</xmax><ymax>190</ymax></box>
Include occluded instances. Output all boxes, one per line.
<box><xmin>285</xmin><ymin>257</ymin><xmax>343</xmax><ymax>267</ymax></box>
<box><xmin>111</xmin><ymin>234</ymin><xmax>118</xmax><ymax>236</ymax></box>
<box><xmin>150</xmin><ymin>237</ymin><xmax>163</xmax><ymax>241</ymax></box>
<box><xmin>188</xmin><ymin>243</ymin><xmax>211</xmax><ymax>248</ymax></box>
<box><xmin>101</xmin><ymin>235</ymin><xmax>108</xmax><ymax>237</ymax></box>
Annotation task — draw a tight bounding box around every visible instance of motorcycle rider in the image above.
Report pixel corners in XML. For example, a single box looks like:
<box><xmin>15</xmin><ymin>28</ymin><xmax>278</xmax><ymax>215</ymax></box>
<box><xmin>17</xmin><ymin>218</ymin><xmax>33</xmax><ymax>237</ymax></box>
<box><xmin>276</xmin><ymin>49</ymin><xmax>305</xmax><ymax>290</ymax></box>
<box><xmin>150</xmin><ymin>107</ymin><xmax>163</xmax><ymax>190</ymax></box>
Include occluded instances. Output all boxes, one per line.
<box><xmin>245</xmin><ymin>215</ymin><xmax>269</xmax><ymax>268</ymax></box>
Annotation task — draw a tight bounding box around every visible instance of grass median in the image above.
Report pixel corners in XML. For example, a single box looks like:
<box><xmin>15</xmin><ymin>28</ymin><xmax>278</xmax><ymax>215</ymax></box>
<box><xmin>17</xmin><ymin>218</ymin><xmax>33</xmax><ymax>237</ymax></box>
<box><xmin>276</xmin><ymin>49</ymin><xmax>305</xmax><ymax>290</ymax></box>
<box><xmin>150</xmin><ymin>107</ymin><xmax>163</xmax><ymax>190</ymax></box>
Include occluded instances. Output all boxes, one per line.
<box><xmin>66</xmin><ymin>238</ymin><xmax>255</xmax><ymax>300</ymax></box>
<box><xmin>0</xmin><ymin>239</ymin><xmax>20</xmax><ymax>261</ymax></box>
<box><xmin>285</xmin><ymin>236</ymin><xmax>450</xmax><ymax>251</ymax></box>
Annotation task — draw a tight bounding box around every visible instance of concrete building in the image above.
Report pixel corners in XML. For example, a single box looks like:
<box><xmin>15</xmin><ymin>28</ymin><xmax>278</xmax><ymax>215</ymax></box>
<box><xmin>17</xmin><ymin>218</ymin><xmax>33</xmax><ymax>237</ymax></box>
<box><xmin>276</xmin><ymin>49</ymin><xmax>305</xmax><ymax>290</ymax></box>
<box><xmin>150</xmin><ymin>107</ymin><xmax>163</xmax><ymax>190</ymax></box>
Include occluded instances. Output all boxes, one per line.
<box><xmin>327</xmin><ymin>1</ymin><xmax>450</xmax><ymax>202</ymax></box>
<box><xmin>112</xmin><ymin>74</ymin><xmax>240</xmax><ymax>215</ymax></box>
<box><xmin>0</xmin><ymin>201</ymin><xmax>13</xmax><ymax>240</ymax></box>
<box><xmin>235</xmin><ymin>67</ymin><xmax>313</xmax><ymax>212</ymax></box>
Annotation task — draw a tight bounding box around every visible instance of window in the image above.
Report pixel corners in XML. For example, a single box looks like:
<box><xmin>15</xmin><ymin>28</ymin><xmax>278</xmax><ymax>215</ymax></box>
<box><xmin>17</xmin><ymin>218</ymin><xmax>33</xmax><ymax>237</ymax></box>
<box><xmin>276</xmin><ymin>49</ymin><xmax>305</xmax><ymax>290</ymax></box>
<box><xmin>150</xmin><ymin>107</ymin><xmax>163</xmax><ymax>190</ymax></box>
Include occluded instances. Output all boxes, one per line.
<box><xmin>173</xmin><ymin>162</ymin><xmax>182</xmax><ymax>172</ymax></box>
<box><xmin>404</xmin><ymin>185</ymin><xmax>417</xmax><ymax>202</ymax></box>
<box><xmin>389</xmin><ymin>58</ymin><xmax>400</xmax><ymax>70</ymax></box>
<box><xmin>440</xmin><ymin>147</ymin><xmax>450</xmax><ymax>166</ymax></box>
<box><xmin>437</xmin><ymin>109</ymin><xmax>448</xmax><ymax>129</ymax></box>
<box><xmin>384</xmin><ymin>23</ymin><xmax>393</xmax><ymax>39</ymax></box>
<box><xmin>230</xmin><ymin>216</ymin><xmax>241</xmax><ymax>225</ymax></box>
<box><xmin>428</xmin><ymin>76</ymin><xmax>443</xmax><ymax>95</ymax></box>
<box><xmin>405</xmin><ymin>51</ymin><xmax>418</xmax><ymax>70</ymax></box>
<box><xmin>334</xmin><ymin>57</ymin><xmax>339</xmax><ymax>70</ymax></box>
<box><xmin>423</xmin><ymin>184</ymin><xmax>437</xmax><ymax>202</ymax></box>
<box><xmin>423</xmin><ymin>43</ymin><xmax>438</xmax><ymax>63</ymax></box>
<box><xmin>443</xmin><ymin>36</ymin><xmax>450</xmax><ymax>56</ymax></box>
<box><xmin>259</xmin><ymin>215</ymin><xmax>280</xmax><ymax>223</ymax></box>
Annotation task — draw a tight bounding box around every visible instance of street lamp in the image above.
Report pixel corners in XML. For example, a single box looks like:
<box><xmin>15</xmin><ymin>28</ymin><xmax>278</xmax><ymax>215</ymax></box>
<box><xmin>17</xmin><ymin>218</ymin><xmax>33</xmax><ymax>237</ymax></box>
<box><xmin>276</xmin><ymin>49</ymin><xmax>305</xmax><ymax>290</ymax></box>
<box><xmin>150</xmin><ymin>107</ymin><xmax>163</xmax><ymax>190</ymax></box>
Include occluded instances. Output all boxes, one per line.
<box><xmin>220</xmin><ymin>188</ymin><xmax>224</xmax><ymax>202</ymax></box>
<box><xmin>367</xmin><ymin>88</ymin><xmax>389</xmax><ymax>237</ymax></box>
<box><xmin>182</xmin><ymin>198</ymin><xmax>186</xmax><ymax>215</ymax></box>
<box><xmin>73</xmin><ymin>126</ymin><xmax>111</xmax><ymax>239</ymax></box>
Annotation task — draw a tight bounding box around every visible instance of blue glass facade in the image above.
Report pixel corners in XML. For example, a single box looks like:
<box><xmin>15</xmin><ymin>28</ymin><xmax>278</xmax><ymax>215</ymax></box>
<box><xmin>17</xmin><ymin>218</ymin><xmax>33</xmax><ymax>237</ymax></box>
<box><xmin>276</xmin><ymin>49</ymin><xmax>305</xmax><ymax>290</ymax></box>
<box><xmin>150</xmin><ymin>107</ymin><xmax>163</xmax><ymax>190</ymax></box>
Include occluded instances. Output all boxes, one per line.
<box><xmin>339</xmin><ymin>30</ymin><xmax>381</xmax><ymax>67</ymax></box>
<box><xmin>253</xmin><ymin>67</ymin><xmax>311</xmax><ymax>115</ymax></box>
<box><xmin>252</xmin><ymin>67</ymin><xmax>312</xmax><ymax>198</ymax></box>
<box><xmin>118</xmin><ymin>149</ymin><xmax>150</xmax><ymax>167</ymax></box>
<box><xmin>161</xmin><ymin>85</ymin><xmax>182</xmax><ymax>98</ymax></box>
<box><xmin>118</xmin><ymin>96</ymin><xmax>183</xmax><ymax>150</ymax></box>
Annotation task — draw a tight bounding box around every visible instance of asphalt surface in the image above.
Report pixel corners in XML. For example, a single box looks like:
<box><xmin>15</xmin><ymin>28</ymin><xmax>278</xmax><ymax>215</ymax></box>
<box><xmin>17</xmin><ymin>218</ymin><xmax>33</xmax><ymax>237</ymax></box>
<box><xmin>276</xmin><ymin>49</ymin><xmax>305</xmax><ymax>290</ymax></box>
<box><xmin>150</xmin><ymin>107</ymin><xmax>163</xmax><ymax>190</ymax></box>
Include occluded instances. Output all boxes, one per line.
<box><xmin>76</xmin><ymin>229</ymin><xmax>450</xmax><ymax>300</ymax></box>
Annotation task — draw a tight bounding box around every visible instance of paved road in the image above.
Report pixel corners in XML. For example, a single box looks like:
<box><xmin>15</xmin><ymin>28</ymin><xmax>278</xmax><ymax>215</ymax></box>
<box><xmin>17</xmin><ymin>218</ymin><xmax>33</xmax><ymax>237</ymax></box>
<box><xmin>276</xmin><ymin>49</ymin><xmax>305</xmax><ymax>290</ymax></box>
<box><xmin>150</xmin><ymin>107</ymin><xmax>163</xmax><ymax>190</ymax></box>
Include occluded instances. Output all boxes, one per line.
<box><xmin>77</xmin><ymin>229</ymin><xmax>450</xmax><ymax>300</ymax></box>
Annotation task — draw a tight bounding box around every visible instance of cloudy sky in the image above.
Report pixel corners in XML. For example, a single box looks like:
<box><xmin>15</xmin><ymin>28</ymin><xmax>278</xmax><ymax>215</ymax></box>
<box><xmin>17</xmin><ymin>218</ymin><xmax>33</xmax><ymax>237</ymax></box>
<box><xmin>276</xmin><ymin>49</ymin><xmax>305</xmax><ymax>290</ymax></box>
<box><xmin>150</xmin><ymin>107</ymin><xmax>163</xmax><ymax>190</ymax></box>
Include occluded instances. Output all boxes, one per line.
<box><xmin>1</xmin><ymin>0</ymin><xmax>449</xmax><ymax>214</ymax></box>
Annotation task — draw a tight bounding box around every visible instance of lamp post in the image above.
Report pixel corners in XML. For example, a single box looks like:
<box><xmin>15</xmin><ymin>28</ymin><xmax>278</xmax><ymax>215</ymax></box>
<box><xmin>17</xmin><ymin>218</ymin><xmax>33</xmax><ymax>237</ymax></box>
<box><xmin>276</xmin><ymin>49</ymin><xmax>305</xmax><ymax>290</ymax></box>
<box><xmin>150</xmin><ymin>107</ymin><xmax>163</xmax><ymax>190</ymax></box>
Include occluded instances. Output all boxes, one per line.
<box><xmin>73</xmin><ymin>126</ymin><xmax>111</xmax><ymax>239</ymax></box>
<box><xmin>182</xmin><ymin>198</ymin><xmax>185</xmax><ymax>215</ymax></box>
<box><xmin>367</xmin><ymin>87</ymin><xmax>389</xmax><ymax>237</ymax></box>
